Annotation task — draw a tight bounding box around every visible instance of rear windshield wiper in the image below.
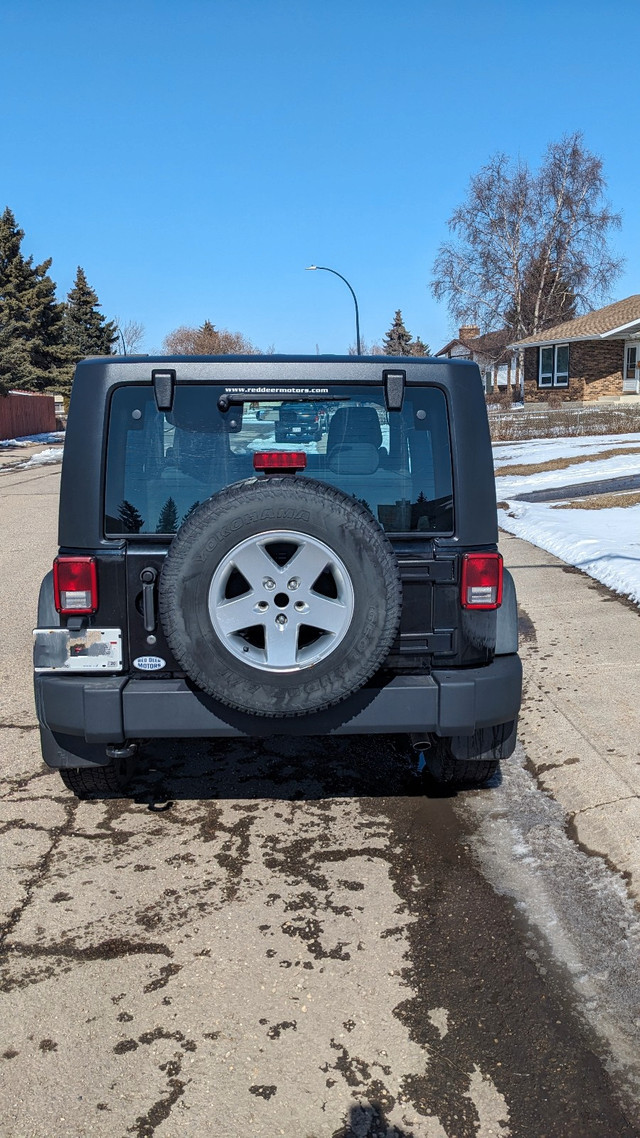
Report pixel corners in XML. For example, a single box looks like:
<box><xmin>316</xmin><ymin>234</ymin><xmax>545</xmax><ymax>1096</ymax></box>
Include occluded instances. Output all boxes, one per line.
<box><xmin>217</xmin><ymin>391</ymin><xmax>350</xmax><ymax>413</ymax></box>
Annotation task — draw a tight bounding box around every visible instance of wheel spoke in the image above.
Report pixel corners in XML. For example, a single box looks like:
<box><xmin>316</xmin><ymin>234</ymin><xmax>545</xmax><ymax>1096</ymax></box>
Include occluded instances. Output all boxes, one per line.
<box><xmin>285</xmin><ymin>540</ymin><xmax>331</xmax><ymax>585</ymax></box>
<box><xmin>231</xmin><ymin>541</ymin><xmax>279</xmax><ymax>588</ymax></box>
<box><xmin>215</xmin><ymin>593</ymin><xmax>261</xmax><ymax>635</ymax></box>
<box><xmin>264</xmin><ymin>618</ymin><xmax>299</xmax><ymax>667</ymax></box>
<box><xmin>306</xmin><ymin>593</ymin><xmax>349</xmax><ymax>635</ymax></box>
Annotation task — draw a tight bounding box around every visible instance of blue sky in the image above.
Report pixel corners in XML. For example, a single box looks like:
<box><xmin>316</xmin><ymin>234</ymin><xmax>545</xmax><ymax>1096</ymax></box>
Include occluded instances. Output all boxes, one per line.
<box><xmin>3</xmin><ymin>0</ymin><xmax>639</xmax><ymax>355</ymax></box>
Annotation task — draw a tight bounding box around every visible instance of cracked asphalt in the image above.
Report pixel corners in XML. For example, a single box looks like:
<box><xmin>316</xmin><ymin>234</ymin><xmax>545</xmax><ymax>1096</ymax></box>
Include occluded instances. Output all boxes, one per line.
<box><xmin>1</xmin><ymin>461</ymin><xmax>639</xmax><ymax>1138</ymax></box>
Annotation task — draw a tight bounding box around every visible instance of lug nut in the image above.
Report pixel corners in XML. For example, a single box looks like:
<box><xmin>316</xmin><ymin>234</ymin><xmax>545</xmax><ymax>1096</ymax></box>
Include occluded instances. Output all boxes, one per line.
<box><xmin>263</xmin><ymin>578</ymin><xmax>276</xmax><ymax>590</ymax></box>
<box><xmin>287</xmin><ymin>577</ymin><xmax>301</xmax><ymax>590</ymax></box>
<box><xmin>275</xmin><ymin>614</ymin><xmax>288</xmax><ymax>626</ymax></box>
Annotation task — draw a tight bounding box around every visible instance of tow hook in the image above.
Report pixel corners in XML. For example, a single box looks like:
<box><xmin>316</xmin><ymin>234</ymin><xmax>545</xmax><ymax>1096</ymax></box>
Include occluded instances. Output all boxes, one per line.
<box><xmin>106</xmin><ymin>742</ymin><xmax>138</xmax><ymax>760</ymax></box>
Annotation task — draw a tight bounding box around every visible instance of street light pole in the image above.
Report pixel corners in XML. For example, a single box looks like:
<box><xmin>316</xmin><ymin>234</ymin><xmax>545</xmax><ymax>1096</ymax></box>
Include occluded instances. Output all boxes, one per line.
<box><xmin>305</xmin><ymin>265</ymin><xmax>361</xmax><ymax>355</ymax></box>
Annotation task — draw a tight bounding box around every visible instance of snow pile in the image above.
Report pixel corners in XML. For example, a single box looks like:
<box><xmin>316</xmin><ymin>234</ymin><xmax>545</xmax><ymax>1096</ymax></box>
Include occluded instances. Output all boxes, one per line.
<box><xmin>0</xmin><ymin>431</ymin><xmax>65</xmax><ymax>449</ymax></box>
<box><xmin>495</xmin><ymin>433</ymin><xmax>640</xmax><ymax>608</ymax></box>
<box><xmin>19</xmin><ymin>447</ymin><xmax>64</xmax><ymax>468</ymax></box>
<box><xmin>499</xmin><ymin>500</ymin><xmax>640</xmax><ymax>607</ymax></box>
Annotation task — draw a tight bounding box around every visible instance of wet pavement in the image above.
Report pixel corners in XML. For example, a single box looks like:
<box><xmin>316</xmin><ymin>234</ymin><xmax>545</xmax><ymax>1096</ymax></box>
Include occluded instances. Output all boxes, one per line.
<box><xmin>2</xmin><ymin>734</ymin><xmax>639</xmax><ymax>1137</ymax></box>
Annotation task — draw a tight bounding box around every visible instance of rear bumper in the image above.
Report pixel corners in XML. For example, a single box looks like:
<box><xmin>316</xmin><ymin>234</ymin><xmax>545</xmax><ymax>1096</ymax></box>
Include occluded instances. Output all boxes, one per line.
<box><xmin>35</xmin><ymin>654</ymin><xmax>522</xmax><ymax>746</ymax></box>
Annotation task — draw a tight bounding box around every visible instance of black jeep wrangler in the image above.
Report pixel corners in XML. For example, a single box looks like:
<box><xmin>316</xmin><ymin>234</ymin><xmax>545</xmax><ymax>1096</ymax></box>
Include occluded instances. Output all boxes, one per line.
<box><xmin>34</xmin><ymin>355</ymin><xmax>521</xmax><ymax>797</ymax></box>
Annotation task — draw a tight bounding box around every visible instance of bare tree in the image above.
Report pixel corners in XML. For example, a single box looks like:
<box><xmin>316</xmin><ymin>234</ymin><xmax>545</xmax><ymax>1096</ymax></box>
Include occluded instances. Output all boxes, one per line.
<box><xmin>348</xmin><ymin>339</ymin><xmax>384</xmax><ymax>355</ymax></box>
<box><xmin>114</xmin><ymin>318</ymin><xmax>145</xmax><ymax>354</ymax></box>
<box><xmin>431</xmin><ymin>132</ymin><xmax>623</xmax><ymax>339</ymax></box>
<box><xmin>163</xmin><ymin>320</ymin><xmax>260</xmax><ymax>355</ymax></box>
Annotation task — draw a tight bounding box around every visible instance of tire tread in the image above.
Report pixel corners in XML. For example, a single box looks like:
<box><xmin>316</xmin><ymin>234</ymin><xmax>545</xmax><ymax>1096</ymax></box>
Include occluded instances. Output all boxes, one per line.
<box><xmin>58</xmin><ymin>762</ymin><xmax>126</xmax><ymax>799</ymax></box>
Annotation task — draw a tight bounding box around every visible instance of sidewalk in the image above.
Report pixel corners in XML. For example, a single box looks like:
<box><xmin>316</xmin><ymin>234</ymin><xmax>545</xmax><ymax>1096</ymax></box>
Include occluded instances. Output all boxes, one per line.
<box><xmin>501</xmin><ymin>530</ymin><xmax>640</xmax><ymax>898</ymax></box>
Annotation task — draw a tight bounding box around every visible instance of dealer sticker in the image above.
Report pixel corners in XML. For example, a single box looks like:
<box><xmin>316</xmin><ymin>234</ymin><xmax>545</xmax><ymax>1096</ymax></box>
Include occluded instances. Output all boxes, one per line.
<box><xmin>133</xmin><ymin>656</ymin><xmax>166</xmax><ymax>671</ymax></box>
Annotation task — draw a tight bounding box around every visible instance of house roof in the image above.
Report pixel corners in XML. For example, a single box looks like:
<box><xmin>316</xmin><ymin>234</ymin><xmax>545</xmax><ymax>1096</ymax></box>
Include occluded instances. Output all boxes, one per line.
<box><xmin>471</xmin><ymin>329</ymin><xmax>512</xmax><ymax>358</ymax></box>
<box><xmin>436</xmin><ymin>328</ymin><xmax>512</xmax><ymax>361</ymax></box>
<box><xmin>510</xmin><ymin>295</ymin><xmax>640</xmax><ymax>348</ymax></box>
<box><xmin>435</xmin><ymin>337</ymin><xmax>471</xmax><ymax>357</ymax></box>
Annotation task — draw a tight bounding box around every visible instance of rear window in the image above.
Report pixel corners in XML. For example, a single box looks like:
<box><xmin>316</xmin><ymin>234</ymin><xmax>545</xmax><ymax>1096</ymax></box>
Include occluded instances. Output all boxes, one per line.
<box><xmin>104</xmin><ymin>384</ymin><xmax>453</xmax><ymax>536</ymax></box>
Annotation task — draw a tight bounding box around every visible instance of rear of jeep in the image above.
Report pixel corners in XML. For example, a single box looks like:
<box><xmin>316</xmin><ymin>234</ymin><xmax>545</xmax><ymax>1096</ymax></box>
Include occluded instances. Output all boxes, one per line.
<box><xmin>34</xmin><ymin>355</ymin><xmax>521</xmax><ymax>797</ymax></box>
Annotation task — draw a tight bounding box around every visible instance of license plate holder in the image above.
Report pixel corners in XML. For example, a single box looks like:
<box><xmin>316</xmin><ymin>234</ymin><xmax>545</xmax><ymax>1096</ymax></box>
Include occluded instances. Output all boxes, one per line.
<box><xmin>34</xmin><ymin>628</ymin><xmax>123</xmax><ymax>672</ymax></box>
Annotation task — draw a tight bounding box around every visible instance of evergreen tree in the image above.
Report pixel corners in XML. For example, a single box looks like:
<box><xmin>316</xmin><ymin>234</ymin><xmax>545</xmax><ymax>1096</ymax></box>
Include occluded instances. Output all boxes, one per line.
<box><xmin>156</xmin><ymin>497</ymin><xmax>178</xmax><ymax>533</ymax></box>
<box><xmin>117</xmin><ymin>500</ymin><xmax>144</xmax><ymax>533</ymax></box>
<box><xmin>0</xmin><ymin>317</ymin><xmax>24</xmax><ymax>397</ymax></box>
<box><xmin>411</xmin><ymin>335</ymin><xmax>431</xmax><ymax>356</ymax></box>
<box><xmin>63</xmin><ymin>267</ymin><xmax>117</xmax><ymax>362</ymax></box>
<box><xmin>0</xmin><ymin>207</ymin><xmax>67</xmax><ymax>393</ymax></box>
<box><xmin>182</xmin><ymin>501</ymin><xmax>200</xmax><ymax>524</ymax></box>
<box><xmin>383</xmin><ymin>310</ymin><xmax>414</xmax><ymax>355</ymax></box>
<box><xmin>504</xmin><ymin>252</ymin><xmax>577</xmax><ymax>337</ymax></box>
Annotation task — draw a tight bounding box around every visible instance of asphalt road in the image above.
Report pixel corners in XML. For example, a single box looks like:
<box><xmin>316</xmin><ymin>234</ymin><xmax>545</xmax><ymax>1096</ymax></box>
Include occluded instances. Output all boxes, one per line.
<box><xmin>1</xmin><ymin>462</ymin><xmax>639</xmax><ymax>1138</ymax></box>
<box><xmin>512</xmin><ymin>472</ymin><xmax>640</xmax><ymax>502</ymax></box>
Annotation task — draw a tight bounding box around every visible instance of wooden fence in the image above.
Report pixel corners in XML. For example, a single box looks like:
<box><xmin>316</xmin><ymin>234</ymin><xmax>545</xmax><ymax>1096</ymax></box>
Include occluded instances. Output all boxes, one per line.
<box><xmin>0</xmin><ymin>392</ymin><xmax>56</xmax><ymax>440</ymax></box>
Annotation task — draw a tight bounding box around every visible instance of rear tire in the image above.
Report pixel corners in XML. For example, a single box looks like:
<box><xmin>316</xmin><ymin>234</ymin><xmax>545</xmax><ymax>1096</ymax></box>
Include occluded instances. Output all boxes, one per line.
<box><xmin>40</xmin><ymin>728</ymin><xmax>134</xmax><ymax>799</ymax></box>
<box><xmin>423</xmin><ymin>753</ymin><xmax>499</xmax><ymax>786</ymax></box>
<box><xmin>421</xmin><ymin>720</ymin><xmax>517</xmax><ymax>787</ymax></box>
<box><xmin>58</xmin><ymin>761</ymin><xmax>129</xmax><ymax>799</ymax></box>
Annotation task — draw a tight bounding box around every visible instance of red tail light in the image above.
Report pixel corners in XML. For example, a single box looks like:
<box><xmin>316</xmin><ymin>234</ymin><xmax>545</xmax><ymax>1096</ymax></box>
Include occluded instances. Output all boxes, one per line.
<box><xmin>253</xmin><ymin>451</ymin><xmax>307</xmax><ymax>473</ymax></box>
<box><xmin>53</xmin><ymin>557</ymin><xmax>98</xmax><ymax>614</ymax></box>
<box><xmin>460</xmin><ymin>552</ymin><xmax>503</xmax><ymax>610</ymax></box>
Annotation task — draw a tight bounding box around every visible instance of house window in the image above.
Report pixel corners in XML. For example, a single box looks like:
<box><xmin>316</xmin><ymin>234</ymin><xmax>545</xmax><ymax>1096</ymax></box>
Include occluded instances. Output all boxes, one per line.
<box><xmin>539</xmin><ymin>344</ymin><xmax>569</xmax><ymax>388</ymax></box>
<box><xmin>626</xmin><ymin>345</ymin><xmax>637</xmax><ymax>381</ymax></box>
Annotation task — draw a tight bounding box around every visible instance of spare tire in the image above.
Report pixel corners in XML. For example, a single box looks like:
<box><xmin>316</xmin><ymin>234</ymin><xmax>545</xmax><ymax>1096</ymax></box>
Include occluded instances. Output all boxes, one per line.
<box><xmin>159</xmin><ymin>475</ymin><xmax>402</xmax><ymax>717</ymax></box>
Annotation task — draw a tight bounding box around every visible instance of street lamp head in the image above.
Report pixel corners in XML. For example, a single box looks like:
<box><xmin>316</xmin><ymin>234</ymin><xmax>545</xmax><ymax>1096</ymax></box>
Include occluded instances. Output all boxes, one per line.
<box><xmin>305</xmin><ymin>265</ymin><xmax>317</xmax><ymax>271</ymax></box>
<box><xmin>304</xmin><ymin>263</ymin><xmax>361</xmax><ymax>354</ymax></box>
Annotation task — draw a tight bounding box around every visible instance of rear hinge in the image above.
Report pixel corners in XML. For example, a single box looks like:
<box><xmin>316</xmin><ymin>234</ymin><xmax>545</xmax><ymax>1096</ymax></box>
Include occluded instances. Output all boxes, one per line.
<box><xmin>383</xmin><ymin>369</ymin><xmax>405</xmax><ymax>411</ymax></box>
<box><xmin>152</xmin><ymin>369</ymin><xmax>175</xmax><ymax>411</ymax></box>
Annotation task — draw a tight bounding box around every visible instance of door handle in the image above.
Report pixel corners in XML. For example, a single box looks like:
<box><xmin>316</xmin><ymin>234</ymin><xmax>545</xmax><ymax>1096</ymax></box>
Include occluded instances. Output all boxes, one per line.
<box><xmin>140</xmin><ymin>567</ymin><xmax>157</xmax><ymax>632</ymax></box>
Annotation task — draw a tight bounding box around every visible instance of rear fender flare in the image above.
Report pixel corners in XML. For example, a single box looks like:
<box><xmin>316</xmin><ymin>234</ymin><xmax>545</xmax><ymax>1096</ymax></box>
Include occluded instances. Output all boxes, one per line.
<box><xmin>495</xmin><ymin>568</ymin><xmax>518</xmax><ymax>655</ymax></box>
<box><xmin>37</xmin><ymin>571</ymin><xmax>60</xmax><ymax>627</ymax></box>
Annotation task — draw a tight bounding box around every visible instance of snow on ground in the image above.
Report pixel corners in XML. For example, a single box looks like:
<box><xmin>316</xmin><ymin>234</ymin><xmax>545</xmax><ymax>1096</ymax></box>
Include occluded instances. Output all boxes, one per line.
<box><xmin>20</xmin><ymin>447</ymin><xmax>64</xmax><ymax>468</ymax></box>
<box><xmin>0</xmin><ymin>431</ymin><xmax>64</xmax><ymax>449</ymax></box>
<box><xmin>499</xmin><ymin>500</ymin><xmax>640</xmax><ymax>607</ymax></box>
<box><xmin>495</xmin><ymin>433</ymin><xmax>640</xmax><ymax>608</ymax></box>
<box><xmin>494</xmin><ymin>432</ymin><xmax>640</xmax><ymax>498</ymax></box>
<box><xmin>496</xmin><ymin>450</ymin><xmax>640</xmax><ymax>499</ymax></box>
<box><xmin>493</xmin><ymin>432</ymin><xmax>640</xmax><ymax>468</ymax></box>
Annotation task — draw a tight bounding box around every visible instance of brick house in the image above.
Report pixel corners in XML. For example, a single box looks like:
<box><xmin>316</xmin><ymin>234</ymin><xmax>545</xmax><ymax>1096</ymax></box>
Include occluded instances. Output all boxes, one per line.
<box><xmin>510</xmin><ymin>295</ymin><xmax>640</xmax><ymax>403</ymax></box>
<box><xmin>435</xmin><ymin>325</ymin><xmax>521</xmax><ymax>395</ymax></box>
